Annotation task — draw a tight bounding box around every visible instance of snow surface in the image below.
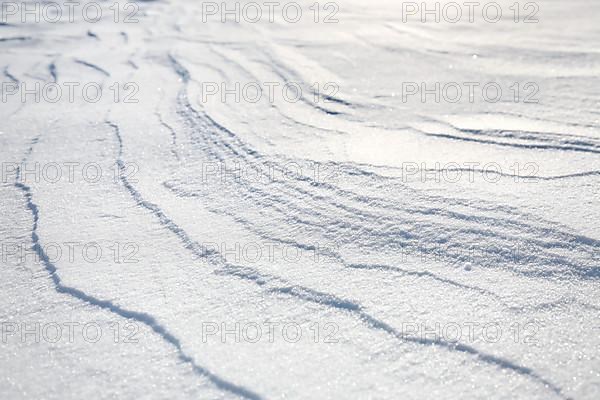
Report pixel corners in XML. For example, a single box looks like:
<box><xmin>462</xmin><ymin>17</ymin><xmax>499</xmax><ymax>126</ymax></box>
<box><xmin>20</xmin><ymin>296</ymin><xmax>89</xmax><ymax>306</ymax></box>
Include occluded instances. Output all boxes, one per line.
<box><xmin>1</xmin><ymin>0</ymin><xmax>599</xmax><ymax>399</ymax></box>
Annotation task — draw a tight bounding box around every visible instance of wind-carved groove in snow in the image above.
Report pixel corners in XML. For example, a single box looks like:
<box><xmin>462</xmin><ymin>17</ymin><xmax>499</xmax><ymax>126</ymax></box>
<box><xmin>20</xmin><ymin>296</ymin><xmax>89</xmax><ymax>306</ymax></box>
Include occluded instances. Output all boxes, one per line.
<box><xmin>174</xmin><ymin>70</ymin><xmax>600</xmax><ymax>280</ymax></box>
<box><xmin>108</xmin><ymin>132</ymin><xmax>569</xmax><ymax>398</ymax></box>
<box><xmin>205</xmin><ymin>46</ymin><xmax>352</xmax><ymax>138</ymax></box>
<box><xmin>200</xmin><ymin>71</ymin><xmax>596</xmax><ymax>273</ymax></box>
<box><xmin>166</xmin><ymin>53</ymin><xmax>599</xmax><ymax>282</ymax></box>
<box><xmin>409</xmin><ymin>117</ymin><xmax>600</xmax><ymax>155</ymax></box>
<box><xmin>155</xmin><ymin>109</ymin><xmax>180</xmax><ymax>161</ymax></box>
<box><xmin>3</xmin><ymin>66</ymin><xmax>19</xmax><ymax>83</ymax></box>
<box><xmin>209</xmin><ymin>45</ymin><xmax>351</xmax><ymax>117</ymax></box>
<box><xmin>0</xmin><ymin>36</ymin><xmax>32</xmax><ymax>42</ymax></box>
<box><xmin>482</xmin><ymin>110</ymin><xmax>600</xmax><ymax>131</ymax></box>
<box><xmin>74</xmin><ymin>58</ymin><xmax>111</xmax><ymax>77</ymax></box>
<box><xmin>165</xmin><ymin>159</ymin><xmax>599</xmax><ymax>279</ymax></box>
<box><xmin>107</xmin><ymin>121</ymin><xmax>263</xmax><ymax>400</ymax></box>
<box><xmin>117</xmin><ymin>165</ymin><xmax>572</xmax><ymax>400</ymax></box>
<box><xmin>48</xmin><ymin>62</ymin><xmax>57</xmax><ymax>82</ymax></box>
<box><xmin>210</xmin><ymin>46</ymin><xmax>372</xmax><ymax>132</ymax></box>
<box><xmin>2</xmin><ymin>66</ymin><xmax>27</xmax><ymax>118</ymax></box>
<box><xmin>258</xmin><ymin>47</ymin><xmax>363</xmax><ymax>115</ymax></box>
<box><xmin>217</xmin><ymin>268</ymin><xmax>572</xmax><ymax>397</ymax></box>
<box><xmin>171</xmin><ymin>173</ymin><xmax>599</xmax><ymax>312</ymax></box>
<box><xmin>110</xmin><ymin>56</ymin><xmax>572</xmax><ymax>398</ymax></box>
<box><xmin>164</xmin><ymin>180</ymin><xmax>507</xmax><ymax>306</ymax></box>
<box><xmin>16</xmin><ymin>132</ymin><xmax>262</xmax><ymax>400</ymax></box>
<box><xmin>86</xmin><ymin>30</ymin><xmax>99</xmax><ymax>40</ymax></box>
<box><xmin>419</xmin><ymin>129</ymin><xmax>600</xmax><ymax>154</ymax></box>
<box><xmin>426</xmin><ymin>117</ymin><xmax>600</xmax><ymax>156</ymax></box>
<box><xmin>226</xmin><ymin>53</ymin><xmax>600</xmax><ymax>161</ymax></box>
<box><xmin>335</xmin><ymin>159</ymin><xmax>600</xmax><ymax>182</ymax></box>
<box><xmin>168</xmin><ymin>99</ymin><xmax>600</xmax><ymax>280</ymax></box>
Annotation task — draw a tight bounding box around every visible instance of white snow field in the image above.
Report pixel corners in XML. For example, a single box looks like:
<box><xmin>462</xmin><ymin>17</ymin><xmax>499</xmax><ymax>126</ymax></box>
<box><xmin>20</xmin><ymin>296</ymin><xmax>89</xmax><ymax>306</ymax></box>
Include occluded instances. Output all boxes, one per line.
<box><xmin>1</xmin><ymin>0</ymin><xmax>599</xmax><ymax>399</ymax></box>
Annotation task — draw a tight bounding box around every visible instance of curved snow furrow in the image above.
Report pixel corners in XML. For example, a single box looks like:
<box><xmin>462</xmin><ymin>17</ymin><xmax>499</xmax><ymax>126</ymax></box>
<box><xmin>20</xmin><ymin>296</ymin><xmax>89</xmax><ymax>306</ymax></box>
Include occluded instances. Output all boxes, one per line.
<box><xmin>139</xmin><ymin>63</ymin><xmax>582</xmax><ymax>396</ymax></box>
<box><xmin>244</xmin><ymin>179</ymin><xmax>597</xmax><ymax>281</ymax></box>
<box><xmin>71</xmin><ymin>121</ymin><xmax>261</xmax><ymax>400</ymax></box>
<box><xmin>14</xmin><ymin>131</ymin><xmax>263</xmax><ymax>400</ymax></box>
<box><xmin>416</xmin><ymin>115</ymin><xmax>600</xmax><ymax>147</ymax></box>
<box><xmin>204</xmin><ymin>153</ymin><xmax>600</xmax><ymax>277</ymax></box>
<box><xmin>127</xmin><ymin>59</ymin><xmax>139</xmax><ymax>70</ymax></box>
<box><xmin>190</xmin><ymin>200</ymin><xmax>510</xmax><ymax>306</ymax></box>
<box><xmin>170</xmin><ymin>51</ymin><xmax>344</xmax><ymax>163</ymax></box>
<box><xmin>0</xmin><ymin>36</ymin><xmax>32</xmax><ymax>42</ymax></box>
<box><xmin>74</xmin><ymin>58</ymin><xmax>111</xmax><ymax>77</ymax></box>
<box><xmin>155</xmin><ymin>110</ymin><xmax>180</xmax><ymax>161</ymax></box>
<box><xmin>216</xmin><ymin>264</ymin><xmax>569</xmax><ymax>400</ymax></box>
<box><xmin>209</xmin><ymin>45</ymin><xmax>351</xmax><ymax>117</ymax></box>
<box><xmin>166</xmin><ymin>57</ymin><xmax>524</xmax><ymax>292</ymax></box>
<box><xmin>164</xmin><ymin>54</ymin><xmax>248</xmax><ymax>161</ymax></box>
<box><xmin>437</xmin><ymin>119</ymin><xmax>600</xmax><ymax>142</ymax></box>
<box><xmin>112</xmin><ymin>155</ymin><xmax>573</xmax><ymax>399</ymax></box>
<box><xmin>333</xmin><ymin>160</ymin><xmax>600</xmax><ymax>182</ymax></box>
<box><xmin>175</xmin><ymin>52</ymin><xmax>229</xmax><ymax>83</ymax></box>
<box><xmin>277</xmin><ymin>109</ymin><xmax>351</xmax><ymax>138</ymax></box>
<box><xmin>267</xmin><ymin>188</ymin><xmax>598</xmax><ymax>279</ymax></box>
<box><xmin>323</xmin><ymin>172</ymin><xmax>597</xmax><ymax>246</ymax></box>
<box><xmin>207</xmin><ymin>45</ymin><xmax>372</xmax><ymax>132</ymax></box>
<box><xmin>163</xmin><ymin>54</ymin><xmax>599</xmax><ymax>280</ymax></box>
<box><xmin>164</xmin><ymin>157</ymin><xmax>599</xmax><ymax>282</ymax></box>
<box><xmin>108</xmin><ymin>97</ymin><xmax>571</xmax><ymax>398</ymax></box>
<box><xmin>168</xmin><ymin>60</ymin><xmax>255</xmax><ymax>163</ymax></box>
<box><xmin>163</xmin><ymin>173</ymin><xmax>492</xmax><ymax>296</ymax></box>
<box><xmin>22</xmin><ymin>193</ymin><xmax>262</xmax><ymax>400</ymax></box>
<box><xmin>215</xmin><ymin>165</ymin><xmax>595</xmax><ymax>281</ymax></box>
<box><xmin>167</xmin><ymin>54</ymin><xmax>190</xmax><ymax>83</ymax></box>
<box><xmin>86</xmin><ymin>30</ymin><xmax>99</xmax><ymax>40</ymax></box>
<box><xmin>417</xmin><ymin>130</ymin><xmax>600</xmax><ymax>155</ymax></box>
<box><xmin>354</xmin><ymin>311</ymin><xmax>570</xmax><ymax>399</ymax></box>
<box><xmin>166</xmin><ymin>42</ymin><xmax>594</xmax><ymax>309</ymax></box>
<box><xmin>204</xmin><ymin>46</ymin><xmax>348</xmax><ymax>139</ymax></box>
<box><xmin>480</xmin><ymin>110</ymin><xmax>600</xmax><ymax>130</ymax></box>
<box><xmin>166</xmin><ymin>170</ymin><xmax>596</xmax><ymax>287</ymax></box>
<box><xmin>48</xmin><ymin>61</ymin><xmax>57</xmax><ymax>82</ymax></box>
<box><xmin>255</xmin><ymin>58</ymin><xmax>348</xmax><ymax>116</ymax></box>
<box><xmin>2</xmin><ymin>65</ymin><xmax>26</xmax><ymax>117</ymax></box>
<box><xmin>481</xmin><ymin>130</ymin><xmax>600</xmax><ymax>148</ymax></box>
<box><xmin>13</xmin><ymin>83</ymin><xmax>252</xmax><ymax>388</ymax></box>
<box><xmin>107</xmin><ymin>121</ymin><xmax>216</xmax><ymax>261</ymax></box>
<box><xmin>3</xmin><ymin>66</ymin><xmax>19</xmax><ymax>83</ymax></box>
<box><xmin>159</xmin><ymin>62</ymin><xmax>596</xmax><ymax>270</ymax></box>
<box><xmin>245</xmin><ymin>161</ymin><xmax>514</xmax><ymax>223</ymax></box>
<box><xmin>164</xmin><ymin>178</ymin><xmax>516</xmax><ymax>288</ymax></box>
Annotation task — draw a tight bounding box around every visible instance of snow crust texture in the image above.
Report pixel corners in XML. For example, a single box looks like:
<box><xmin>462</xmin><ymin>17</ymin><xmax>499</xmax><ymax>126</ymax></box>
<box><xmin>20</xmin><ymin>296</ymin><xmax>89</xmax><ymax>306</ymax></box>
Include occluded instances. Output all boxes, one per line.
<box><xmin>1</xmin><ymin>1</ymin><xmax>599</xmax><ymax>399</ymax></box>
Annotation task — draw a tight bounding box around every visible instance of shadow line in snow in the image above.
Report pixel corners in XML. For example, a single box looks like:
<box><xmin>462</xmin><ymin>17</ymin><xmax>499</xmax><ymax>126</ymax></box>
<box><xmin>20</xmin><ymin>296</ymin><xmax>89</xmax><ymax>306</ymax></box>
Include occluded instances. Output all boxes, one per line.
<box><xmin>15</xmin><ymin>135</ymin><xmax>263</xmax><ymax>400</ymax></box>
<box><xmin>107</xmin><ymin>118</ymin><xmax>570</xmax><ymax>399</ymax></box>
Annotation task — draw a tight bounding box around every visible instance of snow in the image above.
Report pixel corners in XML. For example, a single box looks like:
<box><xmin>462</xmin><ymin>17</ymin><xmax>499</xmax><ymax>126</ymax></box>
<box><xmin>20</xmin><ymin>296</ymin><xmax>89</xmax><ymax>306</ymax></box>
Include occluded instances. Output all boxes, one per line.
<box><xmin>1</xmin><ymin>0</ymin><xmax>599</xmax><ymax>399</ymax></box>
